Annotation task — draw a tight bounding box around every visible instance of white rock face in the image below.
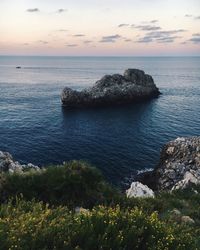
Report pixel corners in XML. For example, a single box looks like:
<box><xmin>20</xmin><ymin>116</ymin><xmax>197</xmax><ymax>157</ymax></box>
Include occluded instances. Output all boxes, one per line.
<box><xmin>0</xmin><ymin>150</ymin><xmax>40</xmax><ymax>173</ymax></box>
<box><xmin>126</xmin><ymin>181</ymin><xmax>155</xmax><ymax>198</ymax></box>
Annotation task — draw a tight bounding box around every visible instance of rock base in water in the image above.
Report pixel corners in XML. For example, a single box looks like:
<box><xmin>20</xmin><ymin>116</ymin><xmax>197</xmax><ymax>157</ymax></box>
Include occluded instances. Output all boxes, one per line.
<box><xmin>61</xmin><ymin>69</ymin><xmax>160</xmax><ymax>108</ymax></box>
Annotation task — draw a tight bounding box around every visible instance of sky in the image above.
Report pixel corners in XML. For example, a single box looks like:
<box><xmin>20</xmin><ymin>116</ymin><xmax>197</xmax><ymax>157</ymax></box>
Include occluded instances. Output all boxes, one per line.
<box><xmin>0</xmin><ymin>0</ymin><xmax>200</xmax><ymax>56</ymax></box>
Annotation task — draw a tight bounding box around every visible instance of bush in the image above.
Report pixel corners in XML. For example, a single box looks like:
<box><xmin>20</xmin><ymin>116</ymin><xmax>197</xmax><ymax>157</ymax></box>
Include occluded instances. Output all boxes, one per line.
<box><xmin>1</xmin><ymin>162</ymin><xmax>200</xmax><ymax>224</ymax></box>
<box><xmin>0</xmin><ymin>199</ymin><xmax>197</xmax><ymax>250</ymax></box>
<box><xmin>0</xmin><ymin>161</ymin><xmax>118</xmax><ymax>208</ymax></box>
<box><xmin>0</xmin><ymin>163</ymin><xmax>200</xmax><ymax>249</ymax></box>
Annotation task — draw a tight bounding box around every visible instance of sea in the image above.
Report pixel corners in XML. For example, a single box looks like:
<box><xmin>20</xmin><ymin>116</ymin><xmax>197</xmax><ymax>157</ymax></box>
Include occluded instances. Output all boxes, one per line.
<box><xmin>0</xmin><ymin>56</ymin><xmax>199</xmax><ymax>187</ymax></box>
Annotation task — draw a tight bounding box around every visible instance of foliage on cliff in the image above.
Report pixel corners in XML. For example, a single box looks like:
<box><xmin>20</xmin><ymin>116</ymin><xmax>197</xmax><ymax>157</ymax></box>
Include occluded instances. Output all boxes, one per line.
<box><xmin>0</xmin><ymin>199</ymin><xmax>198</xmax><ymax>250</ymax></box>
<box><xmin>0</xmin><ymin>161</ymin><xmax>117</xmax><ymax>208</ymax></box>
<box><xmin>0</xmin><ymin>162</ymin><xmax>200</xmax><ymax>249</ymax></box>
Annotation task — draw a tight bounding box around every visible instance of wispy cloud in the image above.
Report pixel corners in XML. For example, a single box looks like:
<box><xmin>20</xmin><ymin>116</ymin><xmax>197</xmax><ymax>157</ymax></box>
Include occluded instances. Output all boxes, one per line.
<box><xmin>146</xmin><ymin>29</ymin><xmax>186</xmax><ymax>37</ymax></box>
<box><xmin>136</xmin><ymin>30</ymin><xmax>185</xmax><ymax>44</ymax></box>
<box><xmin>156</xmin><ymin>36</ymin><xmax>181</xmax><ymax>43</ymax></box>
<box><xmin>118</xmin><ymin>22</ymin><xmax>159</xmax><ymax>29</ymax></box>
<box><xmin>124</xmin><ymin>39</ymin><xmax>132</xmax><ymax>42</ymax></box>
<box><xmin>185</xmin><ymin>14</ymin><xmax>200</xmax><ymax>20</ymax></box>
<box><xmin>133</xmin><ymin>25</ymin><xmax>161</xmax><ymax>31</ymax></box>
<box><xmin>188</xmin><ymin>33</ymin><xmax>200</xmax><ymax>43</ymax></box>
<box><xmin>38</xmin><ymin>40</ymin><xmax>48</xmax><ymax>44</ymax></box>
<box><xmin>185</xmin><ymin>14</ymin><xmax>193</xmax><ymax>17</ymax></box>
<box><xmin>83</xmin><ymin>40</ymin><xmax>93</xmax><ymax>44</ymax></box>
<box><xmin>27</xmin><ymin>8</ymin><xmax>67</xmax><ymax>14</ymax></box>
<box><xmin>57</xmin><ymin>9</ymin><xmax>67</xmax><ymax>13</ymax></box>
<box><xmin>74</xmin><ymin>34</ymin><xmax>85</xmax><ymax>37</ymax></box>
<box><xmin>56</xmin><ymin>29</ymin><xmax>68</xmax><ymax>32</ymax></box>
<box><xmin>118</xmin><ymin>24</ymin><xmax>129</xmax><ymax>28</ymax></box>
<box><xmin>99</xmin><ymin>34</ymin><xmax>121</xmax><ymax>43</ymax></box>
<box><xmin>189</xmin><ymin>37</ymin><xmax>200</xmax><ymax>43</ymax></box>
<box><xmin>67</xmin><ymin>44</ymin><xmax>78</xmax><ymax>47</ymax></box>
<box><xmin>150</xmin><ymin>20</ymin><xmax>158</xmax><ymax>23</ymax></box>
<box><xmin>26</xmin><ymin>8</ymin><xmax>39</xmax><ymax>13</ymax></box>
<box><xmin>136</xmin><ymin>37</ymin><xmax>153</xmax><ymax>43</ymax></box>
<box><xmin>180</xmin><ymin>41</ymin><xmax>187</xmax><ymax>45</ymax></box>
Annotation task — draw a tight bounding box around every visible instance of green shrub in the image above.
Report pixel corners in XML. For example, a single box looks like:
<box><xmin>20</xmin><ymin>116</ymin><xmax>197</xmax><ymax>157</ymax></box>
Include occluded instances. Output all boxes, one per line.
<box><xmin>1</xmin><ymin>162</ymin><xmax>200</xmax><ymax>225</ymax></box>
<box><xmin>0</xmin><ymin>163</ymin><xmax>200</xmax><ymax>249</ymax></box>
<box><xmin>0</xmin><ymin>199</ymin><xmax>197</xmax><ymax>250</ymax></box>
<box><xmin>0</xmin><ymin>161</ymin><xmax>119</xmax><ymax>208</ymax></box>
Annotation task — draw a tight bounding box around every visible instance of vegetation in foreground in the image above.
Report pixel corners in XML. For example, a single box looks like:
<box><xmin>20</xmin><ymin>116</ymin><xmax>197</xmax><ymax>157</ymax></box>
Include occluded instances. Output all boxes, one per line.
<box><xmin>0</xmin><ymin>161</ymin><xmax>200</xmax><ymax>249</ymax></box>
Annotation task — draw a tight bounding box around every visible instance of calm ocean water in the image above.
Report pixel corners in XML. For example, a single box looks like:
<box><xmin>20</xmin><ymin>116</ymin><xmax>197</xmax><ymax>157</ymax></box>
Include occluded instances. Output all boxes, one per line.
<box><xmin>0</xmin><ymin>56</ymin><xmax>200</xmax><ymax>186</ymax></box>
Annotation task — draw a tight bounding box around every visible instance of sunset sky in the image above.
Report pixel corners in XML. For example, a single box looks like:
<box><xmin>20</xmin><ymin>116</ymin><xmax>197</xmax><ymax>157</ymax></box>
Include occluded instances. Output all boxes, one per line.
<box><xmin>0</xmin><ymin>0</ymin><xmax>200</xmax><ymax>56</ymax></box>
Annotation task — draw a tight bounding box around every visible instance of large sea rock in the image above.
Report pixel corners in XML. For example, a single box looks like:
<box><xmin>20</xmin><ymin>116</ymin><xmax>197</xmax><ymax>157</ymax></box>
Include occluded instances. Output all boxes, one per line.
<box><xmin>61</xmin><ymin>69</ymin><xmax>160</xmax><ymax>108</ymax></box>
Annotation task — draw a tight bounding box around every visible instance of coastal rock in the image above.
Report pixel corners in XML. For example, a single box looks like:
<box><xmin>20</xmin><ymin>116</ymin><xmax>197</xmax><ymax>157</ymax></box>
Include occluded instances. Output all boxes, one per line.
<box><xmin>61</xmin><ymin>69</ymin><xmax>160</xmax><ymax>107</ymax></box>
<box><xmin>0</xmin><ymin>151</ymin><xmax>40</xmax><ymax>173</ymax></box>
<box><xmin>126</xmin><ymin>181</ymin><xmax>155</xmax><ymax>198</ymax></box>
<box><xmin>75</xmin><ymin>207</ymin><xmax>89</xmax><ymax>214</ymax></box>
<box><xmin>172</xmin><ymin>171</ymin><xmax>200</xmax><ymax>190</ymax></box>
<box><xmin>181</xmin><ymin>216</ymin><xmax>195</xmax><ymax>225</ymax></box>
<box><xmin>171</xmin><ymin>208</ymin><xmax>181</xmax><ymax>216</ymax></box>
<box><xmin>154</xmin><ymin>137</ymin><xmax>200</xmax><ymax>191</ymax></box>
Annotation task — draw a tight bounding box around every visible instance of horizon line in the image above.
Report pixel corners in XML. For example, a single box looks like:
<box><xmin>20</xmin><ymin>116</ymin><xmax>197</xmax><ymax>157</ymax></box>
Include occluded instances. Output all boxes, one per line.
<box><xmin>1</xmin><ymin>55</ymin><xmax>200</xmax><ymax>57</ymax></box>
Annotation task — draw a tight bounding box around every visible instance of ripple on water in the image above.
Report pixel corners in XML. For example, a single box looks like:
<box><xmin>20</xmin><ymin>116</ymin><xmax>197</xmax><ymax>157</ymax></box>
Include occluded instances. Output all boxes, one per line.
<box><xmin>0</xmin><ymin>56</ymin><xmax>200</xmax><ymax>186</ymax></box>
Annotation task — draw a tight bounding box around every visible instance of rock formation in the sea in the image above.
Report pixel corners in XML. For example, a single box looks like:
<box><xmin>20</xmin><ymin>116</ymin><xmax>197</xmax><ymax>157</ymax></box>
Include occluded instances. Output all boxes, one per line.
<box><xmin>139</xmin><ymin>136</ymin><xmax>200</xmax><ymax>191</ymax></box>
<box><xmin>0</xmin><ymin>151</ymin><xmax>40</xmax><ymax>173</ymax></box>
<box><xmin>61</xmin><ymin>69</ymin><xmax>160</xmax><ymax>108</ymax></box>
<box><xmin>126</xmin><ymin>181</ymin><xmax>155</xmax><ymax>198</ymax></box>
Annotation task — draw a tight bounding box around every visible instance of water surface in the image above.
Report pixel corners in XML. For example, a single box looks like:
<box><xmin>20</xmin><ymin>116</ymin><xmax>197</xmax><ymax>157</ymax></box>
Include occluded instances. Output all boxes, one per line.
<box><xmin>0</xmin><ymin>56</ymin><xmax>199</xmax><ymax>186</ymax></box>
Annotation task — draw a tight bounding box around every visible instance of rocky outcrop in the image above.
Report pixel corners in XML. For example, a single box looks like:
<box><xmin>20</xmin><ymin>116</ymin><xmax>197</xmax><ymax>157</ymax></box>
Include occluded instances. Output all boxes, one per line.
<box><xmin>61</xmin><ymin>69</ymin><xmax>160</xmax><ymax>108</ymax></box>
<box><xmin>153</xmin><ymin>137</ymin><xmax>200</xmax><ymax>191</ymax></box>
<box><xmin>126</xmin><ymin>181</ymin><xmax>155</xmax><ymax>198</ymax></box>
<box><xmin>172</xmin><ymin>171</ymin><xmax>200</xmax><ymax>190</ymax></box>
<box><xmin>181</xmin><ymin>216</ymin><xmax>195</xmax><ymax>225</ymax></box>
<box><xmin>75</xmin><ymin>207</ymin><xmax>89</xmax><ymax>214</ymax></box>
<box><xmin>0</xmin><ymin>151</ymin><xmax>40</xmax><ymax>173</ymax></box>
